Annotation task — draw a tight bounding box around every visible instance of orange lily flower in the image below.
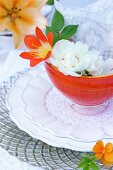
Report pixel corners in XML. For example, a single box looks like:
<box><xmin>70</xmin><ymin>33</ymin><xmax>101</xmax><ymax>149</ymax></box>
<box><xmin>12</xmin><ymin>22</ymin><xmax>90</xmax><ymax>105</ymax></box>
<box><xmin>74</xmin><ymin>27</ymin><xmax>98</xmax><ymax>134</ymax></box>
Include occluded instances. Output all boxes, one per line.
<box><xmin>0</xmin><ymin>0</ymin><xmax>47</xmax><ymax>48</ymax></box>
<box><xmin>93</xmin><ymin>140</ymin><xmax>113</xmax><ymax>166</ymax></box>
<box><xmin>20</xmin><ymin>27</ymin><xmax>53</xmax><ymax>67</ymax></box>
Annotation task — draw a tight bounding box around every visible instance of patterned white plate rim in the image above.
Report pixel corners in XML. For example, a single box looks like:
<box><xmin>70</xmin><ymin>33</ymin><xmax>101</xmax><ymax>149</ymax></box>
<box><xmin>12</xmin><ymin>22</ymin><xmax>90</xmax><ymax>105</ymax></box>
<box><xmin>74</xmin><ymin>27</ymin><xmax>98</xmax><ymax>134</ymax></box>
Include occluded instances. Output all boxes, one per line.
<box><xmin>6</xmin><ymin>67</ymin><xmax>113</xmax><ymax>151</ymax></box>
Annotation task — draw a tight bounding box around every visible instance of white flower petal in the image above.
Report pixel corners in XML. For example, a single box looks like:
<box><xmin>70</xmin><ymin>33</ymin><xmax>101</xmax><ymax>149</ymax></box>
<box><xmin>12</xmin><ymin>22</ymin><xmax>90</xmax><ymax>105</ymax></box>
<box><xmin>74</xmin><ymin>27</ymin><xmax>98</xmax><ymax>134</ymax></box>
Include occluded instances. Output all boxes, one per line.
<box><xmin>49</xmin><ymin>40</ymin><xmax>113</xmax><ymax>77</ymax></box>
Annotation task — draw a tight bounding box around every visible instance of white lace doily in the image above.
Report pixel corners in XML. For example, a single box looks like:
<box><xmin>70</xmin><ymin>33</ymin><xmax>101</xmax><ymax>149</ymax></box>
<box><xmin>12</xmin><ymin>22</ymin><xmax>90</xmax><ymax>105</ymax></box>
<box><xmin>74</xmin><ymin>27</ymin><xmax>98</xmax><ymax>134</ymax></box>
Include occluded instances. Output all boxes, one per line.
<box><xmin>46</xmin><ymin>88</ymin><xmax>113</xmax><ymax>127</ymax></box>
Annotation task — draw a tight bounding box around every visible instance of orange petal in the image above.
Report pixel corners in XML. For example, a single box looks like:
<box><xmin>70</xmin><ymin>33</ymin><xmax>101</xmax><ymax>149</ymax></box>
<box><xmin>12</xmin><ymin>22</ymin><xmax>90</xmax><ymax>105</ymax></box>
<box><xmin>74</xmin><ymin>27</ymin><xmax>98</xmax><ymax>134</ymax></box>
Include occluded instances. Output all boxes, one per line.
<box><xmin>6</xmin><ymin>21</ymin><xmax>22</xmax><ymax>38</ymax></box>
<box><xmin>47</xmin><ymin>32</ymin><xmax>54</xmax><ymax>46</ymax></box>
<box><xmin>11</xmin><ymin>0</ymin><xmax>46</xmax><ymax>9</ymax></box>
<box><xmin>102</xmin><ymin>159</ymin><xmax>113</xmax><ymax>166</ymax></box>
<box><xmin>24</xmin><ymin>35</ymin><xmax>41</xmax><ymax>49</ymax></box>
<box><xmin>8</xmin><ymin>0</ymin><xmax>29</xmax><ymax>9</ymax></box>
<box><xmin>15</xmin><ymin>11</ymin><xmax>35</xmax><ymax>35</ymax></box>
<box><xmin>14</xmin><ymin>0</ymin><xmax>35</xmax><ymax>9</ymax></box>
<box><xmin>13</xmin><ymin>33</ymin><xmax>24</xmax><ymax>49</ymax></box>
<box><xmin>45</xmin><ymin>51</ymin><xmax>51</xmax><ymax>60</ymax></box>
<box><xmin>19</xmin><ymin>9</ymin><xmax>47</xmax><ymax>31</ymax></box>
<box><xmin>103</xmin><ymin>153</ymin><xmax>113</xmax><ymax>166</ymax></box>
<box><xmin>35</xmin><ymin>27</ymin><xmax>47</xmax><ymax>42</ymax></box>
<box><xmin>0</xmin><ymin>7</ymin><xmax>8</xmax><ymax>32</ymax></box>
<box><xmin>95</xmin><ymin>153</ymin><xmax>103</xmax><ymax>160</ymax></box>
<box><xmin>103</xmin><ymin>160</ymin><xmax>113</xmax><ymax>166</ymax></box>
<box><xmin>0</xmin><ymin>18</ymin><xmax>8</xmax><ymax>32</ymax></box>
<box><xmin>20</xmin><ymin>52</ymin><xmax>33</xmax><ymax>59</ymax></box>
<box><xmin>105</xmin><ymin>143</ymin><xmax>113</xmax><ymax>153</ymax></box>
<box><xmin>93</xmin><ymin>141</ymin><xmax>105</xmax><ymax>153</ymax></box>
<box><xmin>0</xmin><ymin>6</ymin><xmax>7</xmax><ymax>17</ymax></box>
<box><xmin>8</xmin><ymin>0</ymin><xmax>20</xmax><ymax>9</ymax></box>
<box><xmin>30</xmin><ymin>58</ymin><xmax>43</xmax><ymax>67</ymax></box>
<box><xmin>24</xmin><ymin>0</ymin><xmax>38</xmax><ymax>8</ymax></box>
<box><xmin>0</xmin><ymin>0</ymin><xmax>10</xmax><ymax>9</ymax></box>
<box><xmin>18</xmin><ymin>8</ymin><xmax>36</xmax><ymax>26</ymax></box>
<box><xmin>104</xmin><ymin>152</ymin><xmax>113</xmax><ymax>163</ymax></box>
<box><xmin>7</xmin><ymin>20</ymin><xmax>23</xmax><ymax>48</ymax></box>
<box><xmin>17</xmin><ymin>0</ymin><xmax>47</xmax><ymax>9</ymax></box>
<box><xmin>96</xmin><ymin>141</ymin><xmax>105</xmax><ymax>147</ymax></box>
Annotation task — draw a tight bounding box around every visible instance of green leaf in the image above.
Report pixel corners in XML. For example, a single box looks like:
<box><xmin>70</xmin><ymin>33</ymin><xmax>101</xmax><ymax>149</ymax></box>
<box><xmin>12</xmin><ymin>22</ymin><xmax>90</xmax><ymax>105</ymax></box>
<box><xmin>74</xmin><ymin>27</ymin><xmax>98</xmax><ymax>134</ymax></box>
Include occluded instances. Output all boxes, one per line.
<box><xmin>46</xmin><ymin>26</ymin><xmax>53</xmax><ymax>35</ymax></box>
<box><xmin>61</xmin><ymin>25</ymin><xmax>78</xmax><ymax>39</ymax></box>
<box><xmin>78</xmin><ymin>156</ymin><xmax>91</xmax><ymax>169</ymax></box>
<box><xmin>46</xmin><ymin>26</ymin><xmax>57</xmax><ymax>35</ymax></box>
<box><xmin>52</xmin><ymin>10</ymin><xmax>64</xmax><ymax>32</ymax></box>
<box><xmin>78</xmin><ymin>161</ymin><xmax>87</xmax><ymax>168</ymax></box>
<box><xmin>47</xmin><ymin>0</ymin><xmax>54</xmax><ymax>5</ymax></box>
<box><xmin>90</xmin><ymin>162</ymin><xmax>99</xmax><ymax>170</ymax></box>
<box><xmin>82</xmin><ymin>157</ymin><xmax>91</xmax><ymax>163</ymax></box>
<box><xmin>77</xmin><ymin>154</ymin><xmax>98</xmax><ymax>170</ymax></box>
<box><xmin>53</xmin><ymin>33</ymin><xmax>62</xmax><ymax>45</ymax></box>
<box><xmin>84</xmin><ymin>70</ymin><xmax>92</xmax><ymax>76</ymax></box>
<box><xmin>83</xmin><ymin>164</ymin><xmax>90</xmax><ymax>170</ymax></box>
<box><xmin>46</xmin><ymin>27</ymin><xmax>62</xmax><ymax>45</ymax></box>
<box><xmin>90</xmin><ymin>156</ymin><xmax>97</xmax><ymax>161</ymax></box>
<box><xmin>76</xmin><ymin>70</ymin><xmax>93</xmax><ymax>77</ymax></box>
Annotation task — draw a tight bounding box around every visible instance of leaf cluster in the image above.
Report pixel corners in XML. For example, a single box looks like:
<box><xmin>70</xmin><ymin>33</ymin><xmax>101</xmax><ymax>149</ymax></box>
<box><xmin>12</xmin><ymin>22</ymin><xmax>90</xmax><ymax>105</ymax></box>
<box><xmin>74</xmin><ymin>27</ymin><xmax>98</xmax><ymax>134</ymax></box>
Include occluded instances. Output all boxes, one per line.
<box><xmin>46</xmin><ymin>10</ymin><xmax>78</xmax><ymax>45</ymax></box>
<box><xmin>47</xmin><ymin>0</ymin><xmax>54</xmax><ymax>5</ymax></box>
<box><xmin>78</xmin><ymin>155</ymin><xmax>99</xmax><ymax>170</ymax></box>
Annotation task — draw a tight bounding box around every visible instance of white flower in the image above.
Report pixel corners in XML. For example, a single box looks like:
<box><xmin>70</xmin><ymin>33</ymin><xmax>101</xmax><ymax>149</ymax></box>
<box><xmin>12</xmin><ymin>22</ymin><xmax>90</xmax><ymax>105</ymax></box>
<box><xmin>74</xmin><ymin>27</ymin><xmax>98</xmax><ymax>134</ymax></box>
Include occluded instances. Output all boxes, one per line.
<box><xmin>72</xmin><ymin>41</ymin><xmax>104</xmax><ymax>76</ymax></box>
<box><xmin>48</xmin><ymin>40</ymin><xmax>113</xmax><ymax>77</ymax></box>
<box><xmin>48</xmin><ymin>40</ymin><xmax>76</xmax><ymax>75</ymax></box>
<box><xmin>86</xmin><ymin>51</ymin><xmax>104</xmax><ymax>76</ymax></box>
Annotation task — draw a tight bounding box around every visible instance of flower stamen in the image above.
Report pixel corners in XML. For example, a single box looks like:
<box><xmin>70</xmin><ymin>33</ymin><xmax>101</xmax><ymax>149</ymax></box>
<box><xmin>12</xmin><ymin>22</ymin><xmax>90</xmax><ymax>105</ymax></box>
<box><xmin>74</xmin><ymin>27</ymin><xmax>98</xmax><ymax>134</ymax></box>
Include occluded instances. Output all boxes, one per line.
<box><xmin>30</xmin><ymin>42</ymin><xmax>51</xmax><ymax>59</ymax></box>
<box><xmin>7</xmin><ymin>7</ymin><xmax>22</xmax><ymax>22</ymax></box>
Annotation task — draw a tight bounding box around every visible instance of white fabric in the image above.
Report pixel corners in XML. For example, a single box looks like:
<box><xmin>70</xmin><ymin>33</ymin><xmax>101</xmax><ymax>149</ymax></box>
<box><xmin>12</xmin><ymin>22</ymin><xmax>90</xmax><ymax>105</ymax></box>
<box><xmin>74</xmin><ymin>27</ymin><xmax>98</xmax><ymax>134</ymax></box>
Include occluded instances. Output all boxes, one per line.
<box><xmin>0</xmin><ymin>49</ymin><xmax>29</xmax><ymax>84</ymax></box>
<box><xmin>55</xmin><ymin>0</ymin><xmax>113</xmax><ymax>54</ymax></box>
<box><xmin>59</xmin><ymin>0</ymin><xmax>97</xmax><ymax>8</ymax></box>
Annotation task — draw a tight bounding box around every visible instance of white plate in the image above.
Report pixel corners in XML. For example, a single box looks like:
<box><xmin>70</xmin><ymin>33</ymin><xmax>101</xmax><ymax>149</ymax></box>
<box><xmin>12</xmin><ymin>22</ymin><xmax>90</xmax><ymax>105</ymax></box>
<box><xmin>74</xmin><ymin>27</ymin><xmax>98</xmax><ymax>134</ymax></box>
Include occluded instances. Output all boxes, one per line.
<box><xmin>6</xmin><ymin>67</ymin><xmax>113</xmax><ymax>152</ymax></box>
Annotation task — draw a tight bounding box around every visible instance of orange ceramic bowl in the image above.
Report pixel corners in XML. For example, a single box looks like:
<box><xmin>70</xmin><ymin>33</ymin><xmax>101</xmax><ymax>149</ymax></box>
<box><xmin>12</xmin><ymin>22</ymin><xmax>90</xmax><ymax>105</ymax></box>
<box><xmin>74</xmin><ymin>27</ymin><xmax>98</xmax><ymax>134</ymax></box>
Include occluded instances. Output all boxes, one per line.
<box><xmin>45</xmin><ymin>62</ymin><xmax>113</xmax><ymax>106</ymax></box>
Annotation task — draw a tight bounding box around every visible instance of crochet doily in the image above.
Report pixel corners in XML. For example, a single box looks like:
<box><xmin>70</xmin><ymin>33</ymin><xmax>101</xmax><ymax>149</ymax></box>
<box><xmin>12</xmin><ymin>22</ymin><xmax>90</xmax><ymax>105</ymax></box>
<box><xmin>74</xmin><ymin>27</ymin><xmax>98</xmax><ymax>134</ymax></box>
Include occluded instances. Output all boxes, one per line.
<box><xmin>46</xmin><ymin>88</ymin><xmax>113</xmax><ymax>127</ymax></box>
